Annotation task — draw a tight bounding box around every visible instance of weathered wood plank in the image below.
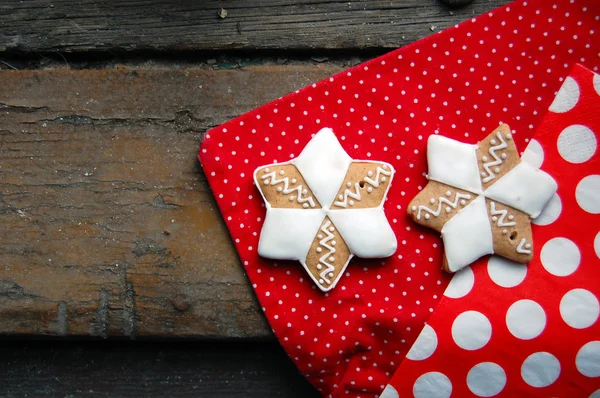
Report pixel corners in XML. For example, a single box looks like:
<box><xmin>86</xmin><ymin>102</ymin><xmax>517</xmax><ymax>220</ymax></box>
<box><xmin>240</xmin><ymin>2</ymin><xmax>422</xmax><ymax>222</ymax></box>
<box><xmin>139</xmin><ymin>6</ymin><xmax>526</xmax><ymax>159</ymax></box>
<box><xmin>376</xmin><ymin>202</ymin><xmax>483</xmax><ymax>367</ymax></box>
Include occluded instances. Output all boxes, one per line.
<box><xmin>0</xmin><ymin>341</ymin><xmax>318</xmax><ymax>397</ymax></box>
<box><xmin>0</xmin><ymin>0</ymin><xmax>509</xmax><ymax>53</ymax></box>
<box><xmin>0</xmin><ymin>66</ymin><xmax>342</xmax><ymax>338</ymax></box>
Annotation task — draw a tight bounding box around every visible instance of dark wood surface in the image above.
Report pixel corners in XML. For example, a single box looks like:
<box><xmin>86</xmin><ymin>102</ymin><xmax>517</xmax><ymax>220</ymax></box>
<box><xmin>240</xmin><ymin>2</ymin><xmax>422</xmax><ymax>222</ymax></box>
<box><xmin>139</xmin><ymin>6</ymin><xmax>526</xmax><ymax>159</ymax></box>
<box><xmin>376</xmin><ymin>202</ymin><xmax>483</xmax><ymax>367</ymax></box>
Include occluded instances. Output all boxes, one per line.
<box><xmin>0</xmin><ymin>66</ymin><xmax>342</xmax><ymax>339</ymax></box>
<box><xmin>1</xmin><ymin>0</ymin><xmax>508</xmax><ymax>54</ymax></box>
<box><xmin>0</xmin><ymin>340</ymin><xmax>318</xmax><ymax>397</ymax></box>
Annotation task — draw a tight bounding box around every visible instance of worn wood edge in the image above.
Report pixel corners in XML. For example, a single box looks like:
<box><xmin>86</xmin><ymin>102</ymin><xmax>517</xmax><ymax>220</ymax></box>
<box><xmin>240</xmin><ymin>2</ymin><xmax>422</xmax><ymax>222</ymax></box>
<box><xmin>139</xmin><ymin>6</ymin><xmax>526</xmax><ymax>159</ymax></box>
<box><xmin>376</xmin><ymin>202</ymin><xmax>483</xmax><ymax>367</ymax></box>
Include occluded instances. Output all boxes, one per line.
<box><xmin>0</xmin><ymin>65</ymin><xmax>342</xmax><ymax>339</ymax></box>
<box><xmin>0</xmin><ymin>0</ymin><xmax>510</xmax><ymax>53</ymax></box>
<box><xmin>0</xmin><ymin>340</ymin><xmax>318</xmax><ymax>397</ymax></box>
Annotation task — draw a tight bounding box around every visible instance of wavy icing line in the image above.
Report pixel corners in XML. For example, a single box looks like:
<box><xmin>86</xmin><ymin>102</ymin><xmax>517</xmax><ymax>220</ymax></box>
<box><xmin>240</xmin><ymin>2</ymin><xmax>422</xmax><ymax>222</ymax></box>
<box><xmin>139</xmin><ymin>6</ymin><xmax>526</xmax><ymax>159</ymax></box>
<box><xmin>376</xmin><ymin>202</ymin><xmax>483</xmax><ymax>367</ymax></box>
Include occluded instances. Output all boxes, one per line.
<box><xmin>516</xmin><ymin>238</ymin><xmax>532</xmax><ymax>254</ymax></box>
<box><xmin>414</xmin><ymin>191</ymin><xmax>472</xmax><ymax>220</ymax></box>
<box><xmin>481</xmin><ymin>131</ymin><xmax>510</xmax><ymax>183</ymax></box>
<box><xmin>333</xmin><ymin>165</ymin><xmax>392</xmax><ymax>208</ymax></box>
<box><xmin>261</xmin><ymin>169</ymin><xmax>316</xmax><ymax>208</ymax></box>
<box><xmin>489</xmin><ymin>201</ymin><xmax>517</xmax><ymax>227</ymax></box>
<box><xmin>317</xmin><ymin>221</ymin><xmax>336</xmax><ymax>285</ymax></box>
<box><xmin>364</xmin><ymin>165</ymin><xmax>392</xmax><ymax>188</ymax></box>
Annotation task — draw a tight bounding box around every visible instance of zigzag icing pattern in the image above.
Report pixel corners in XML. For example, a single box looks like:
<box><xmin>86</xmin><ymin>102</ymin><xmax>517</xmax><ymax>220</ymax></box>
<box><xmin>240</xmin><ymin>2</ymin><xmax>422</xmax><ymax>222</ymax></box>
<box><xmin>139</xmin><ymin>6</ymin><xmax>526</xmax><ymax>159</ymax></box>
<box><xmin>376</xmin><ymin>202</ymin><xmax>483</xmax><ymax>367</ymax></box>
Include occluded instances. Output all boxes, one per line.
<box><xmin>317</xmin><ymin>221</ymin><xmax>336</xmax><ymax>285</ymax></box>
<box><xmin>489</xmin><ymin>201</ymin><xmax>517</xmax><ymax>227</ymax></box>
<box><xmin>261</xmin><ymin>169</ymin><xmax>316</xmax><ymax>208</ymax></box>
<box><xmin>363</xmin><ymin>165</ymin><xmax>393</xmax><ymax>188</ymax></box>
<box><xmin>334</xmin><ymin>183</ymin><xmax>362</xmax><ymax>208</ymax></box>
<box><xmin>481</xmin><ymin>131</ymin><xmax>509</xmax><ymax>183</ymax></box>
<box><xmin>516</xmin><ymin>238</ymin><xmax>532</xmax><ymax>254</ymax></box>
<box><xmin>415</xmin><ymin>192</ymin><xmax>472</xmax><ymax>220</ymax></box>
<box><xmin>334</xmin><ymin>165</ymin><xmax>392</xmax><ymax>208</ymax></box>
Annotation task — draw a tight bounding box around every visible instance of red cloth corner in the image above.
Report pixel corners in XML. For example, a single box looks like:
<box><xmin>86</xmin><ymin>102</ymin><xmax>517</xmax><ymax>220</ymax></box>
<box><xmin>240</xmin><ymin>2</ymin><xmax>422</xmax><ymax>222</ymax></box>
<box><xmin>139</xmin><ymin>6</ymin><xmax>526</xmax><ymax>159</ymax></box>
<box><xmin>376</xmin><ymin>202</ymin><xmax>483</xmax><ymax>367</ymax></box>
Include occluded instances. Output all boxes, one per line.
<box><xmin>199</xmin><ymin>1</ymin><xmax>600</xmax><ymax>396</ymax></box>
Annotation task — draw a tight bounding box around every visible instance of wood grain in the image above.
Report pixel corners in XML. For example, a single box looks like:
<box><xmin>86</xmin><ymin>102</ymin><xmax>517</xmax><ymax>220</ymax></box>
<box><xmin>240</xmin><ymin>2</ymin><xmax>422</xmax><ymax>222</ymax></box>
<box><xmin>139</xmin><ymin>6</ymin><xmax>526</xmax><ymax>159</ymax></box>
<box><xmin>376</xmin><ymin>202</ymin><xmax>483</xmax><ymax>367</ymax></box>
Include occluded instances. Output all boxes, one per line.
<box><xmin>0</xmin><ymin>341</ymin><xmax>318</xmax><ymax>397</ymax></box>
<box><xmin>0</xmin><ymin>66</ymin><xmax>342</xmax><ymax>338</ymax></box>
<box><xmin>0</xmin><ymin>0</ymin><xmax>509</xmax><ymax>53</ymax></box>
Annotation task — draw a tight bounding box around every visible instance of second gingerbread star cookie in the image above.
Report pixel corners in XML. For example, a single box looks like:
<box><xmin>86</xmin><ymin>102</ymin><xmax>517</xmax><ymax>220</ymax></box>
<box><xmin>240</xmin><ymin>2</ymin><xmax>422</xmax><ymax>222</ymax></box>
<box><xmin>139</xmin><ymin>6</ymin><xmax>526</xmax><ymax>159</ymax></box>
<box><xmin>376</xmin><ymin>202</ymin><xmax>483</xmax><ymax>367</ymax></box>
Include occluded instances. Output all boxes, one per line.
<box><xmin>407</xmin><ymin>124</ymin><xmax>557</xmax><ymax>273</ymax></box>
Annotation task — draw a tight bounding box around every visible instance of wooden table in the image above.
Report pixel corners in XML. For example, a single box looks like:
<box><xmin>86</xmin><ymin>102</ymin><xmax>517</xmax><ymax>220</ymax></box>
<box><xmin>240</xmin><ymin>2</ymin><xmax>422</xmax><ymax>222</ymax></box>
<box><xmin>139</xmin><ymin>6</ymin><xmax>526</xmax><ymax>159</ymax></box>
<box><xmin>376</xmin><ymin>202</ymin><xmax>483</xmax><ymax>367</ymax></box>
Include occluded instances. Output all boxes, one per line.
<box><xmin>0</xmin><ymin>1</ymin><xmax>508</xmax><ymax>395</ymax></box>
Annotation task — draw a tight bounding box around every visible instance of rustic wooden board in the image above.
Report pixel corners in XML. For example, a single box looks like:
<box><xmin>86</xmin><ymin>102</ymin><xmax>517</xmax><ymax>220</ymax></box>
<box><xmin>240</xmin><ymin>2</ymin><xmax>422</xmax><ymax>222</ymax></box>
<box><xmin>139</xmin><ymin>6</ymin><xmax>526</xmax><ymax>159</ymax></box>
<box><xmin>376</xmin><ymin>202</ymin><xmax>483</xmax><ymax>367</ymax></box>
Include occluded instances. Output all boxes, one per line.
<box><xmin>0</xmin><ymin>0</ymin><xmax>508</xmax><ymax>53</ymax></box>
<box><xmin>0</xmin><ymin>66</ymin><xmax>342</xmax><ymax>338</ymax></box>
<box><xmin>0</xmin><ymin>341</ymin><xmax>318</xmax><ymax>397</ymax></box>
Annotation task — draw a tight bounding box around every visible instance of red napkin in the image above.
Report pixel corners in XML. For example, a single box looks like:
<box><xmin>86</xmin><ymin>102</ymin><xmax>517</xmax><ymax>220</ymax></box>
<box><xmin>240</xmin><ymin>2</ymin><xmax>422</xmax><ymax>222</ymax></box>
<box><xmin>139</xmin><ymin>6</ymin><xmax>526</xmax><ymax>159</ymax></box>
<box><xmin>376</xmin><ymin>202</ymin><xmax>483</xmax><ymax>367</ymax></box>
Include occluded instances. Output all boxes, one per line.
<box><xmin>383</xmin><ymin>63</ymin><xmax>600</xmax><ymax>398</ymax></box>
<box><xmin>198</xmin><ymin>0</ymin><xmax>600</xmax><ymax>396</ymax></box>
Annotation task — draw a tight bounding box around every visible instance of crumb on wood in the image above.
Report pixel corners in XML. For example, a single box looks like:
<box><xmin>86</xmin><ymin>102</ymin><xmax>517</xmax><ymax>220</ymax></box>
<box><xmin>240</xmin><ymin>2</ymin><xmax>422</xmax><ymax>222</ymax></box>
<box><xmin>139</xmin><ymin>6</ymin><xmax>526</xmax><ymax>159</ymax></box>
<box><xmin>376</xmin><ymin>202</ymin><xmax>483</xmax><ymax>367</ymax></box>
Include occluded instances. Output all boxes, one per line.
<box><xmin>217</xmin><ymin>8</ymin><xmax>228</xmax><ymax>19</ymax></box>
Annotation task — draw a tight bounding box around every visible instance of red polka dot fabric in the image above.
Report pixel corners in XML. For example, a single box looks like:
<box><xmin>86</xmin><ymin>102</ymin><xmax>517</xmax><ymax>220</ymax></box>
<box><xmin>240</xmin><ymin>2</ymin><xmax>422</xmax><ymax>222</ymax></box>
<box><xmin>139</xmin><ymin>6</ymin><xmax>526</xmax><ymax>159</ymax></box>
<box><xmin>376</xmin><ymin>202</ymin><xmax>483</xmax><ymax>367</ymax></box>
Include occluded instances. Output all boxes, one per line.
<box><xmin>383</xmin><ymin>63</ymin><xmax>600</xmax><ymax>397</ymax></box>
<box><xmin>198</xmin><ymin>0</ymin><xmax>600</xmax><ymax>396</ymax></box>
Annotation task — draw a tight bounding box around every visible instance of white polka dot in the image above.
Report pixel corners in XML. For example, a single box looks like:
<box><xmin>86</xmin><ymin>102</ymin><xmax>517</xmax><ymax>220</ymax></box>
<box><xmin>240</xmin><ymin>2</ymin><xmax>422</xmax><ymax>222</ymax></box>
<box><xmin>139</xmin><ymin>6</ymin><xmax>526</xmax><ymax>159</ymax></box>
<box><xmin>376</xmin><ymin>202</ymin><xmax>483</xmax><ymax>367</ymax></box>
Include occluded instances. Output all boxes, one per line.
<box><xmin>533</xmin><ymin>193</ymin><xmax>562</xmax><ymax>226</ymax></box>
<box><xmin>452</xmin><ymin>311</ymin><xmax>492</xmax><ymax>350</ymax></box>
<box><xmin>576</xmin><ymin>341</ymin><xmax>600</xmax><ymax>377</ymax></box>
<box><xmin>467</xmin><ymin>362</ymin><xmax>506</xmax><ymax>397</ymax></box>
<box><xmin>540</xmin><ymin>237</ymin><xmax>581</xmax><ymax>276</ymax></box>
<box><xmin>406</xmin><ymin>325</ymin><xmax>438</xmax><ymax>361</ymax></box>
<box><xmin>521</xmin><ymin>352</ymin><xmax>561</xmax><ymax>387</ymax></box>
<box><xmin>591</xmin><ymin>390</ymin><xmax>600</xmax><ymax>398</ymax></box>
<box><xmin>380</xmin><ymin>384</ymin><xmax>399</xmax><ymax>398</ymax></box>
<box><xmin>521</xmin><ymin>138</ymin><xmax>544</xmax><ymax>168</ymax></box>
<box><xmin>444</xmin><ymin>266</ymin><xmax>474</xmax><ymax>298</ymax></box>
<box><xmin>506</xmin><ymin>299</ymin><xmax>546</xmax><ymax>340</ymax></box>
<box><xmin>487</xmin><ymin>256</ymin><xmax>527</xmax><ymax>287</ymax></box>
<box><xmin>413</xmin><ymin>372</ymin><xmax>452</xmax><ymax>398</ymax></box>
<box><xmin>549</xmin><ymin>76</ymin><xmax>580</xmax><ymax>113</ymax></box>
<box><xmin>576</xmin><ymin>175</ymin><xmax>600</xmax><ymax>213</ymax></box>
<box><xmin>594</xmin><ymin>73</ymin><xmax>600</xmax><ymax>96</ymax></box>
<box><xmin>557</xmin><ymin>125</ymin><xmax>597</xmax><ymax>163</ymax></box>
<box><xmin>561</xmin><ymin>289</ymin><xmax>599</xmax><ymax>329</ymax></box>
<box><xmin>595</xmin><ymin>232</ymin><xmax>600</xmax><ymax>259</ymax></box>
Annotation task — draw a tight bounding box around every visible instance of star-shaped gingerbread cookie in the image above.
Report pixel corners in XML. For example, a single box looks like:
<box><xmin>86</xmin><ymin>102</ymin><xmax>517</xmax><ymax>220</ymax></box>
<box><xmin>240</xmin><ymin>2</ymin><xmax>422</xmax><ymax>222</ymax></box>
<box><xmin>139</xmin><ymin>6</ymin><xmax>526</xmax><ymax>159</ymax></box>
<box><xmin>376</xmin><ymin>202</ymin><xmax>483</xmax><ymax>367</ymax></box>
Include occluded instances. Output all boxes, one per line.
<box><xmin>254</xmin><ymin>127</ymin><xmax>397</xmax><ymax>292</ymax></box>
<box><xmin>407</xmin><ymin>124</ymin><xmax>557</xmax><ymax>273</ymax></box>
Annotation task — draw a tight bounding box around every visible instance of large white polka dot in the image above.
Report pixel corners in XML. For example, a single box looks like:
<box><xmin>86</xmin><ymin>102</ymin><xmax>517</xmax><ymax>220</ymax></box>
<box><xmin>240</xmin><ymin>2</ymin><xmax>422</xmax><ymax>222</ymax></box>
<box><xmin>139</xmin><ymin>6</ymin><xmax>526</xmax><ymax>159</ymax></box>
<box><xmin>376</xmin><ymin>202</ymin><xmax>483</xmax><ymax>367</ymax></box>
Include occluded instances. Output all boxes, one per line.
<box><xmin>406</xmin><ymin>325</ymin><xmax>437</xmax><ymax>361</ymax></box>
<box><xmin>467</xmin><ymin>362</ymin><xmax>506</xmax><ymax>397</ymax></box>
<box><xmin>576</xmin><ymin>175</ymin><xmax>600</xmax><ymax>214</ymax></box>
<box><xmin>444</xmin><ymin>266</ymin><xmax>474</xmax><ymax>299</ymax></box>
<box><xmin>540</xmin><ymin>237</ymin><xmax>581</xmax><ymax>276</ymax></box>
<box><xmin>595</xmin><ymin>232</ymin><xmax>600</xmax><ymax>259</ymax></box>
<box><xmin>576</xmin><ymin>341</ymin><xmax>600</xmax><ymax>377</ymax></box>
<box><xmin>506</xmin><ymin>299</ymin><xmax>546</xmax><ymax>340</ymax></box>
<box><xmin>521</xmin><ymin>138</ymin><xmax>544</xmax><ymax>168</ymax></box>
<box><xmin>590</xmin><ymin>389</ymin><xmax>600</xmax><ymax>398</ymax></box>
<box><xmin>549</xmin><ymin>76</ymin><xmax>580</xmax><ymax>113</ymax></box>
<box><xmin>557</xmin><ymin>125</ymin><xmax>597</xmax><ymax>164</ymax></box>
<box><xmin>532</xmin><ymin>193</ymin><xmax>562</xmax><ymax>226</ymax></box>
<box><xmin>594</xmin><ymin>73</ymin><xmax>600</xmax><ymax>96</ymax></box>
<box><xmin>380</xmin><ymin>384</ymin><xmax>399</xmax><ymax>398</ymax></box>
<box><xmin>487</xmin><ymin>256</ymin><xmax>527</xmax><ymax>288</ymax></box>
<box><xmin>413</xmin><ymin>372</ymin><xmax>452</xmax><ymax>398</ymax></box>
<box><xmin>452</xmin><ymin>311</ymin><xmax>492</xmax><ymax>350</ymax></box>
<box><xmin>560</xmin><ymin>289</ymin><xmax>600</xmax><ymax>329</ymax></box>
<box><xmin>521</xmin><ymin>352</ymin><xmax>561</xmax><ymax>387</ymax></box>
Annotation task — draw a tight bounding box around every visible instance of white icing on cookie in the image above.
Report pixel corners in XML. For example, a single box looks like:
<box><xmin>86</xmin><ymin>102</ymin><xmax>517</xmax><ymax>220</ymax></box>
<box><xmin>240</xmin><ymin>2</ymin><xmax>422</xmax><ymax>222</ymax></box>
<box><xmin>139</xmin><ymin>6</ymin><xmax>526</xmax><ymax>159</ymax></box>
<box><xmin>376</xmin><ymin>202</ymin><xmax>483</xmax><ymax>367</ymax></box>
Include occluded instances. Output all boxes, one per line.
<box><xmin>261</xmin><ymin>170</ymin><xmax>316</xmax><ymax>208</ymax></box>
<box><xmin>516</xmin><ymin>238</ymin><xmax>532</xmax><ymax>254</ymax></box>
<box><xmin>481</xmin><ymin>131</ymin><xmax>508</xmax><ymax>183</ymax></box>
<box><xmin>489</xmin><ymin>201</ymin><xmax>517</xmax><ymax>227</ymax></box>
<box><xmin>317</xmin><ymin>220</ymin><xmax>337</xmax><ymax>285</ymax></box>
<box><xmin>415</xmin><ymin>192</ymin><xmax>472</xmax><ymax>220</ymax></box>
<box><xmin>441</xmin><ymin>196</ymin><xmax>494</xmax><ymax>273</ymax></box>
<box><xmin>334</xmin><ymin>183</ymin><xmax>362</xmax><ymax>208</ymax></box>
<box><xmin>427</xmin><ymin>135</ymin><xmax>483</xmax><ymax>194</ymax></box>
<box><xmin>484</xmin><ymin>162</ymin><xmax>558</xmax><ymax>218</ymax></box>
